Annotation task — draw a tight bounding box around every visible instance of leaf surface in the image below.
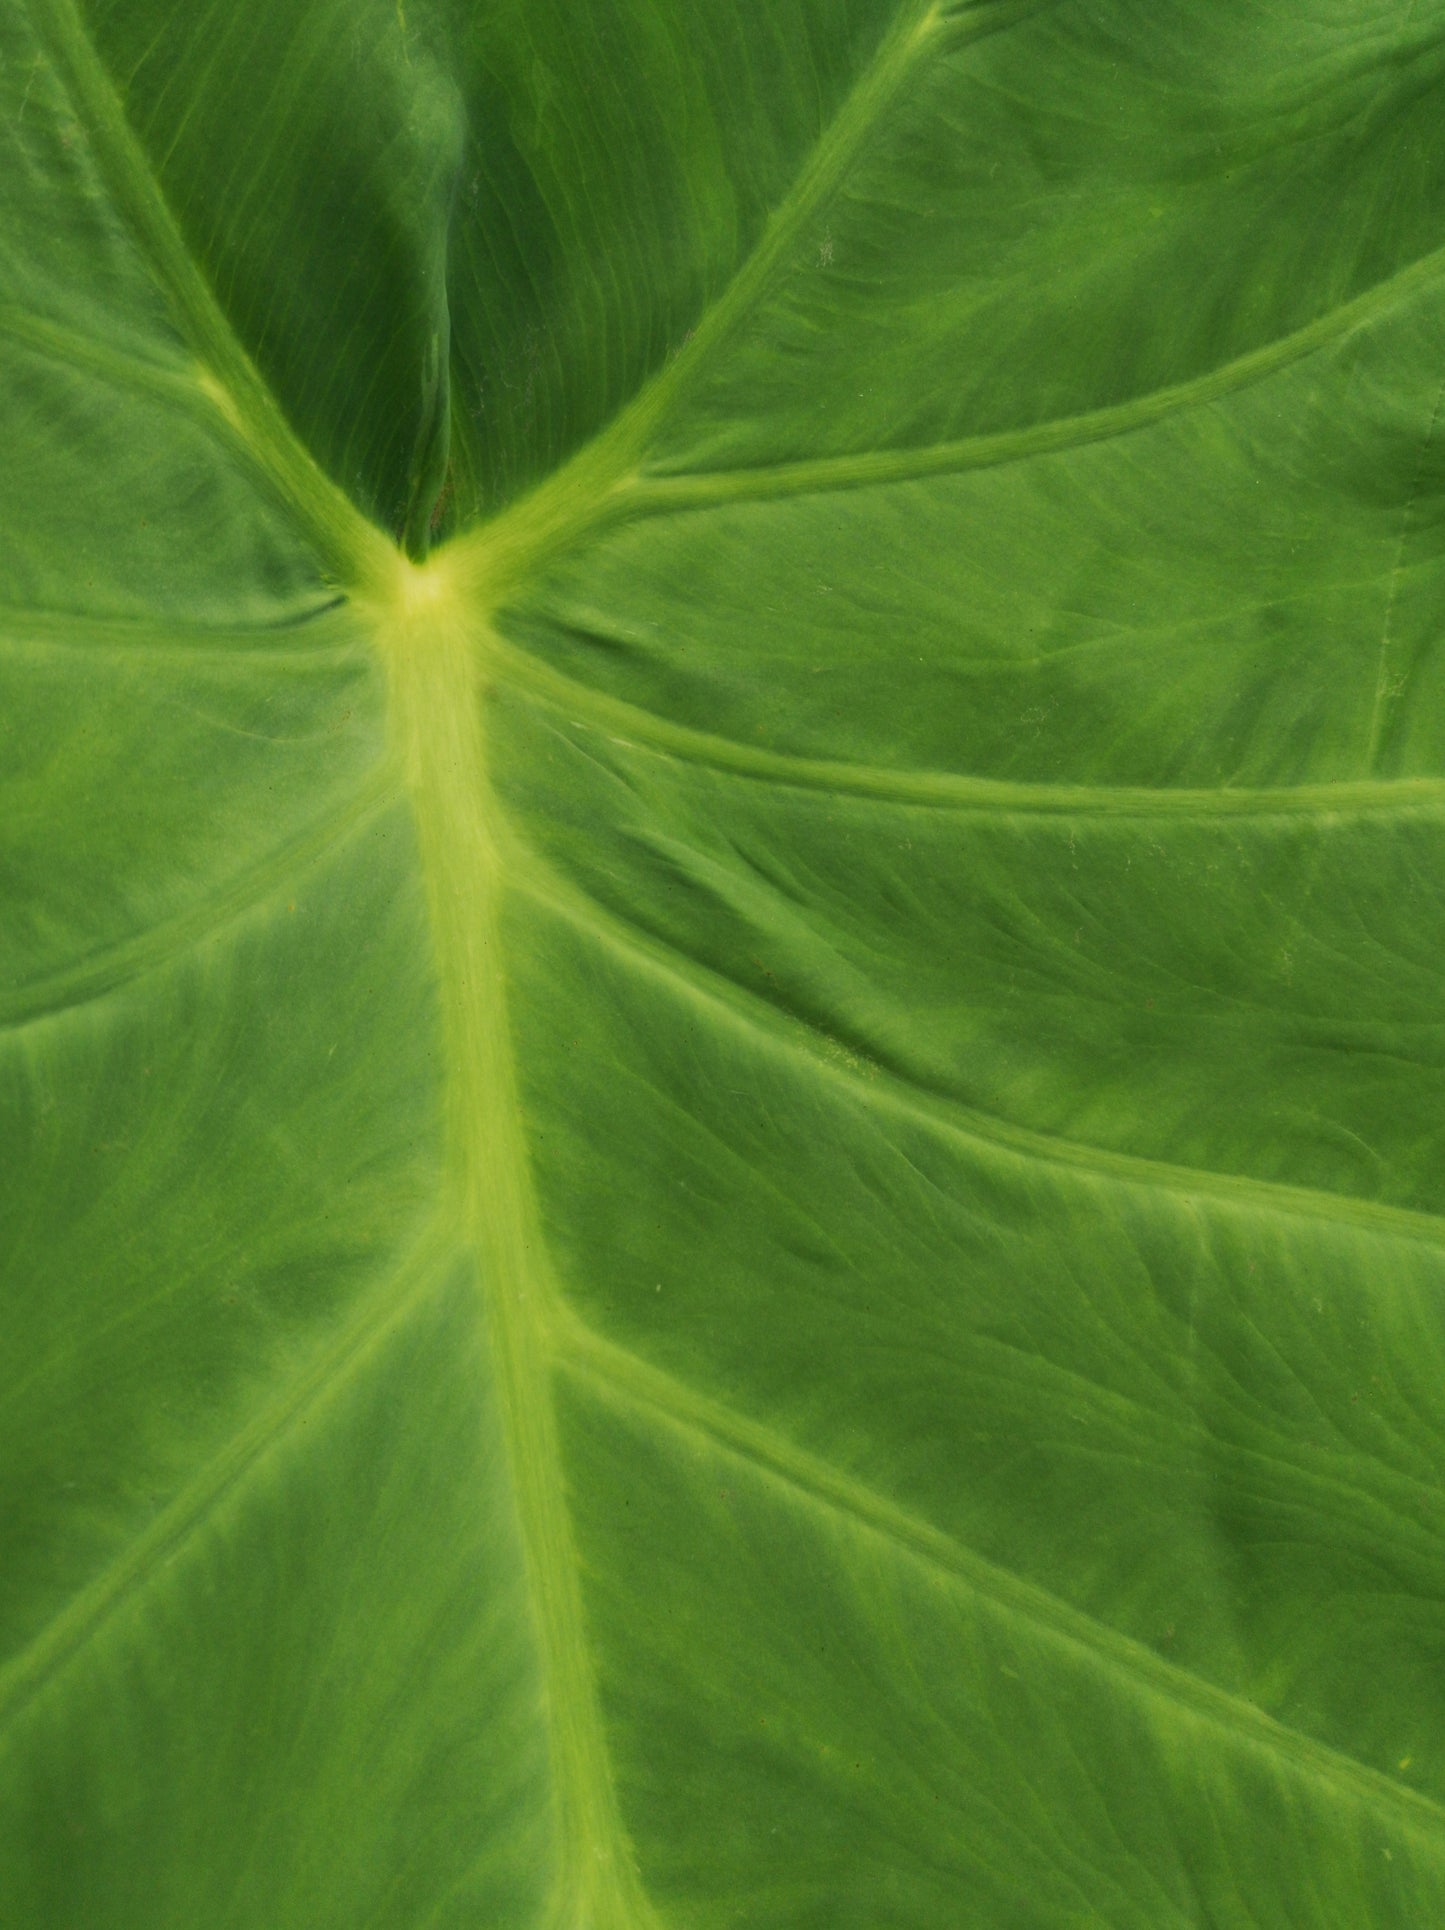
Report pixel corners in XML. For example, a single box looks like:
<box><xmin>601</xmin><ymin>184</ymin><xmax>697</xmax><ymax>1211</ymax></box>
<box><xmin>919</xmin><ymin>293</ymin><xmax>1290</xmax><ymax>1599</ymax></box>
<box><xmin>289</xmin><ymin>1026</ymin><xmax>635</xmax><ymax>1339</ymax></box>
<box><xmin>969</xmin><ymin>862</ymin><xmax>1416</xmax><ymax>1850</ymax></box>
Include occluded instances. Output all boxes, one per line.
<box><xmin>5</xmin><ymin>0</ymin><xmax>1445</xmax><ymax>1923</ymax></box>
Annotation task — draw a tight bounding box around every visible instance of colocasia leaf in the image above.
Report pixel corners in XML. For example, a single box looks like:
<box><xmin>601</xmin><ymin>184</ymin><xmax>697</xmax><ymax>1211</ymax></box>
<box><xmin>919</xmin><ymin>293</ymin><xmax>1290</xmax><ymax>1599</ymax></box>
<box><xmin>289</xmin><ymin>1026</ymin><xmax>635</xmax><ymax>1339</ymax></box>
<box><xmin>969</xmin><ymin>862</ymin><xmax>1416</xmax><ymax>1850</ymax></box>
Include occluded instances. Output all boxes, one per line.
<box><xmin>5</xmin><ymin>0</ymin><xmax>1445</xmax><ymax>1923</ymax></box>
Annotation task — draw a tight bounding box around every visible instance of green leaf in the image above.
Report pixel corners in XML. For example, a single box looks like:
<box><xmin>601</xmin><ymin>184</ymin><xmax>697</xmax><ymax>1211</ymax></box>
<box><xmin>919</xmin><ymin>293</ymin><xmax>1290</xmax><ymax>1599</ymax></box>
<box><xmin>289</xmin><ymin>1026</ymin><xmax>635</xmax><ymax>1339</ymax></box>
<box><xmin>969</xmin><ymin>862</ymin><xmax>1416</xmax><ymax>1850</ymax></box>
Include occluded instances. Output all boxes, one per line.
<box><xmin>5</xmin><ymin>0</ymin><xmax>1445</xmax><ymax>1921</ymax></box>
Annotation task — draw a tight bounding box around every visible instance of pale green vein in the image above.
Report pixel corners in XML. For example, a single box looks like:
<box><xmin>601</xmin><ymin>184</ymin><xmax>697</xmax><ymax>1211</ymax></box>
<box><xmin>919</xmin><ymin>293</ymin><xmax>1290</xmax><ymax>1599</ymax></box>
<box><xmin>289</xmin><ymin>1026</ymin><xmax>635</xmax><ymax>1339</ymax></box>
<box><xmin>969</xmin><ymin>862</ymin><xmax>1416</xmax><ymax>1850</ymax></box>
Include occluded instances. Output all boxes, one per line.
<box><xmin>446</xmin><ymin>0</ymin><xmax>950</xmax><ymax>600</ymax></box>
<box><xmin>0</xmin><ymin>772</ymin><xmax>397</xmax><ymax>1034</ymax></box>
<box><xmin>623</xmin><ymin>233</ymin><xmax>1445</xmax><ymax>513</ymax></box>
<box><xmin>0</xmin><ymin>598</ymin><xmax>353</xmax><ymax>654</ymax></box>
<box><xmin>486</xmin><ymin>629</ymin><xmax>1445</xmax><ymax>818</ymax></box>
<box><xmin>0</xmin><ymin>302</ymin><xmax>380</xmax><ymax>547</ymax></box>
<box><xmin>521</xmin><ymin>854</ymin><xmax>1445</xmax><ymax>1254</ymax></box>
<box><xmin>23</xmin><ymin>0</ymin><xmax>390</xmax><ymax>590</ymax></box>
<box><xmin>557</xmin><ymin>1311</ymin><xmax>1445</xmax><ymax>1848</ymax></box>
<box><xmin>438</xmin><ymin>13</ymin><xmax>1445</xmax><ymax>597</ymax></box>
<box><xmin>369</xmin><ymin>556</ymin><xmax>658</xmax><ymax>1930</ymax></box>
<box><xmin>0</xmin><ymin>302</ymin><xmax>200</xmax><ymax>409</ymax></box>
<box><xmin>0</xmin><ymin>1225</ymin><xmax>454</xmax><ymax>1743</ymax></box>
<box><xmin>0</xmin><ymin>623</ymin><xmax>353</xmax><ymax>667</ymax></box>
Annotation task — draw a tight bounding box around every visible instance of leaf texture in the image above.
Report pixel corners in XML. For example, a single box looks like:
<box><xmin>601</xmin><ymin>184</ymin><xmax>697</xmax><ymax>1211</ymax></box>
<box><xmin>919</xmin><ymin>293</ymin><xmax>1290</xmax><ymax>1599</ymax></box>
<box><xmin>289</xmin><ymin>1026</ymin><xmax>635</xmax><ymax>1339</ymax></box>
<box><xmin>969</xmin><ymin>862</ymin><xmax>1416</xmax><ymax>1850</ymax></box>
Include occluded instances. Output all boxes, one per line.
<box><xmin>4</xmin><ymin>0</ymin><xmax>1445</xmax><ymax>1923</ymax></box>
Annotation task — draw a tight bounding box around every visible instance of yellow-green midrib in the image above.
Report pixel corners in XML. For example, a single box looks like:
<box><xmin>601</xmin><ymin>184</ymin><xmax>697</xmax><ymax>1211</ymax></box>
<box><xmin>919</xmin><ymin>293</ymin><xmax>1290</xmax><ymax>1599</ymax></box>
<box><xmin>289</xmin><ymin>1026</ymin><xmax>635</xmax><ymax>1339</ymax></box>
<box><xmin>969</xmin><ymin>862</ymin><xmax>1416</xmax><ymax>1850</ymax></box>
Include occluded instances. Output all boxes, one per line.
<box><xmin>370</xmin><ymin>560</ymin><xmax>659</xmax><ymax>1930</ymax></box>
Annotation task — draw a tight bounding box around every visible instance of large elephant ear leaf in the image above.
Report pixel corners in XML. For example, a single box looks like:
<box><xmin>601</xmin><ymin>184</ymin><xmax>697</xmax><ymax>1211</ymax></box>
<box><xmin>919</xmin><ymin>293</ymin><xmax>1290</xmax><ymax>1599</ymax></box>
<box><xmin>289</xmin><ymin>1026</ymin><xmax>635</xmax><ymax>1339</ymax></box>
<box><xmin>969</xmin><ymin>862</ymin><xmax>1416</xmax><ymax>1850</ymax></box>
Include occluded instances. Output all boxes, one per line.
<box><xmin>5</xmin><ymin>0</ymin><xmax>1445</xmax><ymax>1922</ymax></box>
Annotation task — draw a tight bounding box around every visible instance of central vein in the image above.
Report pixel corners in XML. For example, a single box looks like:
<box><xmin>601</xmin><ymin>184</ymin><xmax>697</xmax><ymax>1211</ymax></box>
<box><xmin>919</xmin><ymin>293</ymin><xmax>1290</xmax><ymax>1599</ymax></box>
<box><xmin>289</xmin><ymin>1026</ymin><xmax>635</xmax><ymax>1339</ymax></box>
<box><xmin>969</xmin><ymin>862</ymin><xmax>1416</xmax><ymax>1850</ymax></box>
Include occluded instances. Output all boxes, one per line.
<box><xmin>371</xmin><ymin>553</ymin><xmax>654</xmax><ymax>1930</ymax></box>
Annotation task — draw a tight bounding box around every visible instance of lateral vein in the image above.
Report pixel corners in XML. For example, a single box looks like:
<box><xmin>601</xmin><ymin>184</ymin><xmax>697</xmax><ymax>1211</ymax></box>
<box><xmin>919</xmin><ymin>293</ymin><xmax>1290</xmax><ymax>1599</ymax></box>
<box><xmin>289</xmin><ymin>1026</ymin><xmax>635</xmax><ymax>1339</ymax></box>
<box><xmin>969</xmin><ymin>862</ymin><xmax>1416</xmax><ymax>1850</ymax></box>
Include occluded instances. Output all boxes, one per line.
<box><xmin>445</xmin><ymin>0</ymin><xmax>949</xmax><ymax>599</ymax></box>
<box><xmin>520</xmin><ymin>856</ymin><xmax>1445</xmax><ymax>1255</ymax></box>
<box><xmin>624</xmin><ymin>233</ymin><xmax>1445</xmax><ymax>513</ymax></box>
<box><xmin>558</xmin><ymin>1314</ymin><xmax>1445</xmax><ymax>1845</ymax></box>
<box><xmin>0</xmin><ymin>774</ymin><xmax>398</xmax><ymax>1037</ymax></box>
<box><xmin>0</xmin><ymin>1227</ymin><xmax>453</xmax><ymax>1743</ymax></box>
<box><xmin>491</xmin><ymin>636</ymin><xmax>1445</xmax><ymax>818</ymax></box>
<box><xmin>22</xmin><ymin>0</ymin><xmax>389</xmax><ymax>589</ymax></box>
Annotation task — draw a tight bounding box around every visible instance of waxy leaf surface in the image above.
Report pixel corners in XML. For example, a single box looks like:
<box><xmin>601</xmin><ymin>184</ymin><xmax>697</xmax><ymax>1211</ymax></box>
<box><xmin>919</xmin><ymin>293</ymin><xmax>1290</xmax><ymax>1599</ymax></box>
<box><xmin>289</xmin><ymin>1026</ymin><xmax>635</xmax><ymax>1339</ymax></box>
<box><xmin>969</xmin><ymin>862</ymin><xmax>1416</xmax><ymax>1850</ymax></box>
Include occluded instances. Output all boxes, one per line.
<box><xmin>5</xmin><ymin>0</ymin><xmax>1445</xmax><ymax>1922</ymax></box>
